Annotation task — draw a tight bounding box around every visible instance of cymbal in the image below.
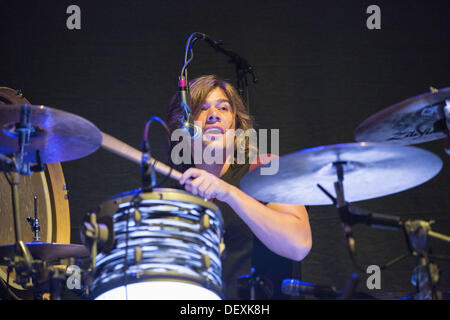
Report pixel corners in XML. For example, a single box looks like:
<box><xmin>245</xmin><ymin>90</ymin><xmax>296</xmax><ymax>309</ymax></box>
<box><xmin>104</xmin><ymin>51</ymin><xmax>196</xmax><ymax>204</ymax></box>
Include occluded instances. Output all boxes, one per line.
<box><xmin>0</xmin><ymin>104</ymin><xmax>102</xmax><ymax>163</ymax></box>
<box><xmin>0</xmin><ymin>242</ymin><xmax>90</xmax><ymax>263</ymax></box>
<box><xmin>240</xmin><ymin>142</ymin><xmax>442</xmax><ymax>205</ymax></box>
<box><xmin>355</xmin><ymin>87</ymin><xmax>450</xmax><ymax>145</ymax></box>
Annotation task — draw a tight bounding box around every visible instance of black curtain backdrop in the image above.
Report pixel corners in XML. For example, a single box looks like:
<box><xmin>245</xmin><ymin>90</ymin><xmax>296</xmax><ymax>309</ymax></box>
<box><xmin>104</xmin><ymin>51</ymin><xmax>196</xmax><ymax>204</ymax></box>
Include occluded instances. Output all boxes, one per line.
<box><xmin>1</xmin><ymin>0</ymin><xmax>449</xmax><ymax>298</ymax></box>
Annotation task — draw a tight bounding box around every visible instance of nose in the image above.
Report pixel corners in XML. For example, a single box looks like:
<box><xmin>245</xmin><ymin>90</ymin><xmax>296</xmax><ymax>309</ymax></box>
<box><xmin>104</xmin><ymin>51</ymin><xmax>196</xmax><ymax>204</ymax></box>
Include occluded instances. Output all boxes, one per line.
<box><xmin>206</xmin><ymin>107</ymin><xmax>222</xmax><ymax>124</ymax></box>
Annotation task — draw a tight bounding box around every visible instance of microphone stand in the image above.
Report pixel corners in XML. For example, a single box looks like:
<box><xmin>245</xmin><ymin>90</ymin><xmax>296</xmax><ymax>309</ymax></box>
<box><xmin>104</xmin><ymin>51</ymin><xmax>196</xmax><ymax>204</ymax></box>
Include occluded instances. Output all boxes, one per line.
<box><xmin>180</xmin><ymin>32</ymin><xmax>258</xmax><ymax>112</ymax></box>
<box><xmin>202</xmin><ymin>37</ymin><xmax>258</xmax><ymax>112</ymax></box>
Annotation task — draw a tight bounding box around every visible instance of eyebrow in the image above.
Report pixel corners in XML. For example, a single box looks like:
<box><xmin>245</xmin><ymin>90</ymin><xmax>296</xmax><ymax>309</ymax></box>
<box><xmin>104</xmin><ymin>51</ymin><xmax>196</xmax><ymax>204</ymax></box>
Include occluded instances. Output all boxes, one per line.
<box><xmin>202</xmin><ymin>99</ymin><xmax>231</xmax><ymax>107</ymax></box>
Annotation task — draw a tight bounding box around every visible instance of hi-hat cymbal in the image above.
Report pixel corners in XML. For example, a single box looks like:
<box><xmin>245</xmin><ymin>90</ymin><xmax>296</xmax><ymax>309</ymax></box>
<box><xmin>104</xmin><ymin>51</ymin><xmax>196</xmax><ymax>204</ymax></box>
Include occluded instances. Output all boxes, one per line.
<box><xmin>0</xmin><ymin>242</ymin><xmax>90</xmax><ymax>263</ymax></box>
<box><xmin>0</xmin><ymin>104</ymin><xmax>102</xmax><ymax>163</ymax></box>
<box><xmin>355</xmin><ymin>87</ymin><xmax>450</xmax><ymax>145</ymax></box>
<box><xmin>240</xmin><ymin>142</ymin><xmax>442</xmax><ymax>205</ymax></box>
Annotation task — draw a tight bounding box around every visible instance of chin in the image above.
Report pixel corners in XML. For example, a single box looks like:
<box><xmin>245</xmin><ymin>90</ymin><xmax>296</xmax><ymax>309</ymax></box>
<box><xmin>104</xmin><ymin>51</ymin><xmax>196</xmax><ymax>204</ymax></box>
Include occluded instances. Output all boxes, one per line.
<box><xmin>203</xmin><ymin>138</ymin><xmax>226</xmax><ymax>150</ymax></box>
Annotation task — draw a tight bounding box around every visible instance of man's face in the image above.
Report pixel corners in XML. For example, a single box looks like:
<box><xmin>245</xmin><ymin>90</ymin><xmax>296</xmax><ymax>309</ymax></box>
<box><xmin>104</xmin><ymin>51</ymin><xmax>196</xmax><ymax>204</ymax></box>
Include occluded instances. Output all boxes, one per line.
<box><xmin>194</xmin><ymin>87</ymin><xmax>236</xmax><ymax>151</ymax></box>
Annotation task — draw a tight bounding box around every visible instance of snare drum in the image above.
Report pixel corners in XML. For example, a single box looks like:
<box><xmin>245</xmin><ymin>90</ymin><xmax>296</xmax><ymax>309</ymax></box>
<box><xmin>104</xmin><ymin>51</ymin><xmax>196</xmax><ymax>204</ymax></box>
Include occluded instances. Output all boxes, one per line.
<box><xmin>90</xmin><ymin>188</ymin><xmax>224</xmax><ymax>300</ymax></box>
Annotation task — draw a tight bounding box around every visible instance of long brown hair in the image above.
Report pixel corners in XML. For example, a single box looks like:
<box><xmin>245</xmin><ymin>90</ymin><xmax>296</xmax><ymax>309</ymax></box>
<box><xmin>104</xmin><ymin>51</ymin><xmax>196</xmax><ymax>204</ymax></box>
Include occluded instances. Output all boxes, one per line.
<box><xmin>166</xmin><ymin>75</ymin><xmax>256</xmax><ymax>166</ymax></box>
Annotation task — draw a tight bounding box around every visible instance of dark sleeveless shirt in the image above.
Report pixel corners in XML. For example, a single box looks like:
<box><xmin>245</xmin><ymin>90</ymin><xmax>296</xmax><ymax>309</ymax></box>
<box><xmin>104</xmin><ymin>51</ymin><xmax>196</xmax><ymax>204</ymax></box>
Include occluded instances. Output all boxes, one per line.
<box><xmin>216</xmin><ymin>164</ymin><xmax>301</xmax><ymax>300</ymax></box>
<box><xmin>216</xmin><ymin>163</ymin><xmax>254</xmax><ymax>299</ymax></box>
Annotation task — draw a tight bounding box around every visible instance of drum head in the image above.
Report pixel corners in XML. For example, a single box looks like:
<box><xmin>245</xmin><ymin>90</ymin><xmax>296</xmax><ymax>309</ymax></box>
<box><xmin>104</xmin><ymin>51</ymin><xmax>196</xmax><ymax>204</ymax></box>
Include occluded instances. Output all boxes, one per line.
<box><xmin>95</xmin><ymin>281</ymin><xmax>221</xmax><ymax>300</ymax></box>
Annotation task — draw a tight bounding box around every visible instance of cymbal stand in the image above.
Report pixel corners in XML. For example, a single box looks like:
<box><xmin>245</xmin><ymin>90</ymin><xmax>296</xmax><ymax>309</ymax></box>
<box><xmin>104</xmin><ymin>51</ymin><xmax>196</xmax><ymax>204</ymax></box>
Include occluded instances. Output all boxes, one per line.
<box><xmin>403</xmin><ymin>220</ymin><xmax>450</xmax><ymax>300</ymax></box>
<box><xmin>315</xmin><ymin>161</ymin><xmax>366</xmax><ymax>298</ymax></box>
<box><xmin>0</xmin><ymin>105</ymin><xmax>46</xmax><ymax>290</ymax></box>
<box><xmin>317</xmin><ymin>161</ymin><xmax>360</xmax><ymax>265</ymax></box>
<box><xmin>435</xmin><ymin>90</ymin><xmax>450</xmax><ymax>155</ymax></box>
<box><xmin>317</xmin><ymin>168</ymin><xmax>450</xmax><ymax>300</ymax></box>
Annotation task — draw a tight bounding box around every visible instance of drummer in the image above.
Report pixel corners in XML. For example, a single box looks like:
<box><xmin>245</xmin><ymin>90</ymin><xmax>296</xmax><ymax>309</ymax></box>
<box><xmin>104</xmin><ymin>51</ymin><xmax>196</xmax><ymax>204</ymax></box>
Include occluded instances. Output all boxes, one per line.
<box><xmin>166</xmin><ymin>75</ymin><xmax>312</xmax><ymax>299</ymax></box>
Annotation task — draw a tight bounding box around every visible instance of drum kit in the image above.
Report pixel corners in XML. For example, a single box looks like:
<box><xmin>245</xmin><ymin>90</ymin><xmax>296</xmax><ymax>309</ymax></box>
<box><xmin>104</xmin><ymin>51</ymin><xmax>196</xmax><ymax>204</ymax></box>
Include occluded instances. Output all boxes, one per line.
<box><xmin>0</xmin><ymin>86</ymin><xmax>449</xmax><ymax>300</ymax></box>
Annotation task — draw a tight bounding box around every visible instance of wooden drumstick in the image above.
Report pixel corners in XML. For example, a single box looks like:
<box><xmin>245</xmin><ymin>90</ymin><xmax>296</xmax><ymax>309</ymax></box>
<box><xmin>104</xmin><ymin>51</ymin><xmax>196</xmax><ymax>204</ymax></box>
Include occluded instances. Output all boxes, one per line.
<box><xmin>100</xmin><ymin>132</ymin><xmax>183</xmax><ymax>181</ymax></box>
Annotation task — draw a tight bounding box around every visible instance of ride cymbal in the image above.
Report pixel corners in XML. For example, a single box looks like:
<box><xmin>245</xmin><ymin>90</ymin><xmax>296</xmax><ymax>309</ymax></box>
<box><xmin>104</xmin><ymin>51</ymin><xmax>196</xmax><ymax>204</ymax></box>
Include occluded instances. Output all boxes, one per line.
<box><xmin>241</xmin><ymin>142</ymin><xmax>442</xmax><ymax>205</ymax></box>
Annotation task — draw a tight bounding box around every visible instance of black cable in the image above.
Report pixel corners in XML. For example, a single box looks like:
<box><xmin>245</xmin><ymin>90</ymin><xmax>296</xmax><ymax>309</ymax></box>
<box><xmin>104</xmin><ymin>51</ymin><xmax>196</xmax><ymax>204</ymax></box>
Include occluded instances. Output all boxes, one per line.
<box><xmin>142</xmin><ymin>116</ymin><xmax>174</xmax><ymax>189</ymax></box>
<box><xmin>119</xmin><ymin>116</ymin><xmax>177</xmax><ymax>298</ymax></box>
<box><xmin>121</xmin><ymin>116</ymin><xmax>174</xmax><ymax>298</ymax></box>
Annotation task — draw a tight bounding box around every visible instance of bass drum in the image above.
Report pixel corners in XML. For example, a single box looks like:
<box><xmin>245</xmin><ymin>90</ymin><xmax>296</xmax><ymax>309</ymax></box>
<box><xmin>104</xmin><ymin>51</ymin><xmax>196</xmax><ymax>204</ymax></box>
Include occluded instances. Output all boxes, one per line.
<box><xmin>0</xmin><ymin>87</ymin><xmax>71</xmax><ymax>294</ymax></box>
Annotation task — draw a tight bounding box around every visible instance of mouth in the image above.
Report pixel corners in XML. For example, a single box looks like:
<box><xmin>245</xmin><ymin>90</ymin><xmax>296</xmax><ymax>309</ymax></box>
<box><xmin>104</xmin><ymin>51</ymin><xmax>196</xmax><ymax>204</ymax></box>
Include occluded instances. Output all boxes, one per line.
<box><xmin>204</xmin><ymin>126</ymin><xmax>225</xmax><ymax>134</ymax></box>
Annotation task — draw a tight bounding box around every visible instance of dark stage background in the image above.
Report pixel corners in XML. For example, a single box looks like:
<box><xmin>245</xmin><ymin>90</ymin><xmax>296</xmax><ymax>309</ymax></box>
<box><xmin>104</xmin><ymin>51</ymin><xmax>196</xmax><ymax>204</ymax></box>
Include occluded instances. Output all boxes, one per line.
<box><xmin>1</xmin><ymin>0</ymin><xmax>449</xmax><ymax>299</ymax></box>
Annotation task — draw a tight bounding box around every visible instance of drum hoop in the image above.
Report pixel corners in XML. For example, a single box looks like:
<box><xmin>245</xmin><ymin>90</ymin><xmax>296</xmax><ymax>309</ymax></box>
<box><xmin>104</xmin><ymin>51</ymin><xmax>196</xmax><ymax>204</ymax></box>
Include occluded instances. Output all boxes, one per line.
<box><xmin>113</xmin><ymin>188</ymin><xmax>219</xmax><ymax>210</ymax></box>
<box><xmin>99</xmin><ymin>188</ymin><xmax>223</xmax><ymax>224</ymax></box>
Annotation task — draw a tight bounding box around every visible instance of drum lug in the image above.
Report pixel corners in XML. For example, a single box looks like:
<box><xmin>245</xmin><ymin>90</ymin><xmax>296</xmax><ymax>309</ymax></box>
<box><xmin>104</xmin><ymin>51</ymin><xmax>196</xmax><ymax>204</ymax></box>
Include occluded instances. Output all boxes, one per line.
<box><xmin>200</xmin><ymin>214</ymin><xmax>210</xmax><ymax>231</ymax></box>
<box><xmin>134</xmin><ymin>209</ymin><xmax>142</xmax><ymax>224</ymax></box>
<box><xmin>202</xmin><ymin>254</ymin><xmax>210</xmax><ymax>269</ymax></box>
<box><xmin>135</xmin><ymin>246</ymin><xmax>142</xmax><ymax>265</ymax></box>
<box><xmin>63</xmin><ymin>184</ymin><xmax>69</xmax><ymax>200</ymax></box>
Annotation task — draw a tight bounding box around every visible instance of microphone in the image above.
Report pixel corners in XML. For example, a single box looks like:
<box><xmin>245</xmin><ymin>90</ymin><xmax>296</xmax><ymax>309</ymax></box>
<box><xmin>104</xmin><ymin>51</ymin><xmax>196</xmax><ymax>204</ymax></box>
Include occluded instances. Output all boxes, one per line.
<box><xmin>282</xmin><ymin>279</ymin><xmax>339</xmax><ymax>298</ymax></box>
<box><xmin>178</xmin><ymin>76</ymin><xmax>202</xmax><ymax>139</ymax></box>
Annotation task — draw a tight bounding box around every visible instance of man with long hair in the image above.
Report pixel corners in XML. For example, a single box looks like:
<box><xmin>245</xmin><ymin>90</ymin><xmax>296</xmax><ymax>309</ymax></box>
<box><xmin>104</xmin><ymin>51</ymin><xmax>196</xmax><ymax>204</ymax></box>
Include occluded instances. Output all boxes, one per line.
<box><xmin>167</xmin><ymin>75</ymin><xmax>311</xmax><ymax>299</ymax></box>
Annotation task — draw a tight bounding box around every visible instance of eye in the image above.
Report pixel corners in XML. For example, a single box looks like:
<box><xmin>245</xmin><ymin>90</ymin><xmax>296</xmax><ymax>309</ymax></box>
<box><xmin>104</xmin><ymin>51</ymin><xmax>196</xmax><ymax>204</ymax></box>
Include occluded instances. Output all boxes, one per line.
<box><xmin>220</xmin><ymin>103</ymin><xmax>231</xmax><ymax>111</ymax></box>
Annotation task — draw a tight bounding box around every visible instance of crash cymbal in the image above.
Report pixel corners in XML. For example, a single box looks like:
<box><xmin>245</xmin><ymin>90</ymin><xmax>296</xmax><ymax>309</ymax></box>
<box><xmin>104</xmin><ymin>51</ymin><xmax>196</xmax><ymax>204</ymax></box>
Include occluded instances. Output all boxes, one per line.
<box><xmin>0</xmin><ymin>242</ymin><xmax>90</xmax><ymax>263</ymax></box>
<box><xmin>0</xmin><ymin>104</ymin><xmax>102</xmax><ymax>163</ymax></box>
<box><xmin>240</xmin><ymin>142</ymin><xmax>442</xmax><ymax>205</ymax></box>
<box><xmin>355</xmin><ymin>87</ymin><xmax>450</xmax><ymax>145</ymax></box>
